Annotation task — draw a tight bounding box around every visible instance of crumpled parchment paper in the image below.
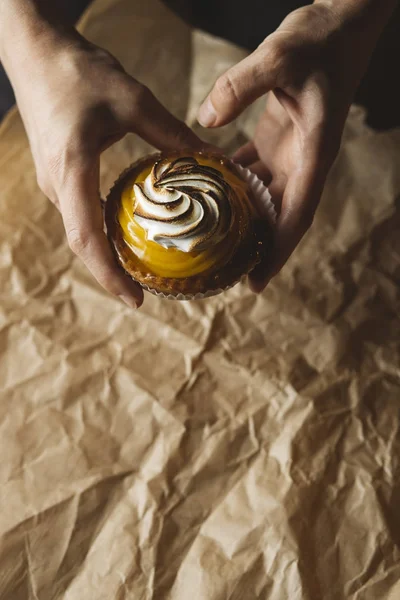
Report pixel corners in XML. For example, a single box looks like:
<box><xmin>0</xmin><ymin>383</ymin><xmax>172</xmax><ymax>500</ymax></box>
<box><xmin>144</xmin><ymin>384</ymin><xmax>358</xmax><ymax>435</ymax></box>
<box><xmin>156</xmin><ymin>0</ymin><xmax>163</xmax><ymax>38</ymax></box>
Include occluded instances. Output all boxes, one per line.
<box><xmin>0</xmin><ymin>0</ymin><xmax>400</xmax><ymax>598</ymax></box>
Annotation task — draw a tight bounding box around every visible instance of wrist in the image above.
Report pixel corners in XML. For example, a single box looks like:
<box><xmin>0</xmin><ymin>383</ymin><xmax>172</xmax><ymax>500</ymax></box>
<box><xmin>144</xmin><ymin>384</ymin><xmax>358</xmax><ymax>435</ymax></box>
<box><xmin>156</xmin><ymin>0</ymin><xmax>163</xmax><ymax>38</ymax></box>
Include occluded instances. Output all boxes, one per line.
<box><xmin>314</xmin><ymin>0</ymin><xmax>397</xmax><ymax>92</ymax></box>
<box><xmin>0</xmin><ymin>0</ymin><xmax>73</xmax><ymax>74</ymax></box>
<box><xmin>1</xmin><ymin>1</ymin><xmax>41</xmax><ymax>55</ymax></box>
<box><xmin>316</xmin><ymin>0</ymin><xmax>397</xmax><ymax>35</ymax></box>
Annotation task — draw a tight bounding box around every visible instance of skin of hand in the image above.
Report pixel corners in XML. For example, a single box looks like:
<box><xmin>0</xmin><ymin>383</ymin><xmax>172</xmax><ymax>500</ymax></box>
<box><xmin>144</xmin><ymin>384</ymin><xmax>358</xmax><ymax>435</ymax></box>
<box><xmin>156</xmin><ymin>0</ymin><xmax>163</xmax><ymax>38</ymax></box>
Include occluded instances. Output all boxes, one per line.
<box><xmin>198</xmin><ymin>0</ymin><xmax>398</xmax><ymax>292</ymax></box>
<box><xmin>0</xmin><ymin>1</ymin><xmax>206</xmax><ymax>309</ymax></box>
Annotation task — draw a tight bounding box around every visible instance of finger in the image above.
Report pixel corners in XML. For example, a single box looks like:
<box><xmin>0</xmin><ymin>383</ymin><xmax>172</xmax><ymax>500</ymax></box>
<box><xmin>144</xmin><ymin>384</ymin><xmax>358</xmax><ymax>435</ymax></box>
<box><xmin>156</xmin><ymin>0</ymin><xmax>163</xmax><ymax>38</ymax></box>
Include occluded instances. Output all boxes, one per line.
<box><xmin>197</xmin><ymin>42</ymin><xmax>284</xmax><ymax>128</ymax></box>
<box><xmin>58</xmin><ymin>158</ymin><xmax>144</xmax><ymax>308</ymax></box>
<box><xmin>249</xmin><ymin>159</ymin><xmax>324</xmax><ymax>293</ymax></box>
<box><xmin>232</xmin><ymin>142</ymin><xmax>259</xmax><ymax>167</ymax></box>
<box><xmin>249</xmin><ymin>100</ymin><xmax>339</xmax><ymax>295</ymax></box>
<box><xmin>119</xmin><ymin>82</ymin><xmax>207</xmax><ymax>153</ymax></box>
<box><xmin>249</xmin><ymin>178</ymin><xmax>322</xmax><ymax>293</ymax></box>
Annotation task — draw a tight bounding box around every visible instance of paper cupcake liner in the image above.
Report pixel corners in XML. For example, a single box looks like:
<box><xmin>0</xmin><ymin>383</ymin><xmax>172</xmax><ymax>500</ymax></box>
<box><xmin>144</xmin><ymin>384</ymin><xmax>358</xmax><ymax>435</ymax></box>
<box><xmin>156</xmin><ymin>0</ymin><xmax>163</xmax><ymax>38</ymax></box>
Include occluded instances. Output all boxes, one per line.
<box><xmin>233</xmin><ymin>162</ymin><xmax>277</xmax><ymax>225</ymax></box>
<box><xmin>140</xmin><ymin>274</ymin><xmax>247</xmax><ymax>301</ymax></box>
<box><xmin>104</xmin><ymin>153</ymin><xmax>276</xmax><ymax>301</ymax></box>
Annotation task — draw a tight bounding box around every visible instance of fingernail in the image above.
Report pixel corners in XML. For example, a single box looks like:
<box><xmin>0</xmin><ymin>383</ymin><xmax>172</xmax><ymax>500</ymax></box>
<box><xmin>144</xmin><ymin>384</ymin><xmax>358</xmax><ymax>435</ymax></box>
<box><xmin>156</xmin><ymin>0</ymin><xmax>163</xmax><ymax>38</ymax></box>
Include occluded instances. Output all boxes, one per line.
<box><xmin>197</xmin><ymin>97</ymin><xmax>217</xmax><ymax>128</ymax></box>
<box><xmin>119</xmin><ymin>295</ymin><xmax>137</xmax><ymax>309</ymax></box>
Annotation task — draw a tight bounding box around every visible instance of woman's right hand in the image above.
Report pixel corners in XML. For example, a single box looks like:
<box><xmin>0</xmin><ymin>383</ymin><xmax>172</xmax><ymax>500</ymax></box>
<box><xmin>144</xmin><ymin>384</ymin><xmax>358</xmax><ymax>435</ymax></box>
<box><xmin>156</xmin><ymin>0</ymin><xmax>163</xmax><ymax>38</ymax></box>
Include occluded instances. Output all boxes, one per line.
<box><xmin>1</xmin><ymin>4</ymin><xmax>204</xmax><ymax>309</ymax></box>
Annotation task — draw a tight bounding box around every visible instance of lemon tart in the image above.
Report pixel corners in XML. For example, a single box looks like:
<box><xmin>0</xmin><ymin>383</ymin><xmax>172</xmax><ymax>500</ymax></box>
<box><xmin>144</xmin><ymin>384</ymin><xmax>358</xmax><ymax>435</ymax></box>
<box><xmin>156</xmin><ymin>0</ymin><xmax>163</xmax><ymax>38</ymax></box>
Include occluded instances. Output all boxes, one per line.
<box><xmin>105</xmin><ymin>151</ymin><xmax>272</xmax><ymax>299</ymax></box>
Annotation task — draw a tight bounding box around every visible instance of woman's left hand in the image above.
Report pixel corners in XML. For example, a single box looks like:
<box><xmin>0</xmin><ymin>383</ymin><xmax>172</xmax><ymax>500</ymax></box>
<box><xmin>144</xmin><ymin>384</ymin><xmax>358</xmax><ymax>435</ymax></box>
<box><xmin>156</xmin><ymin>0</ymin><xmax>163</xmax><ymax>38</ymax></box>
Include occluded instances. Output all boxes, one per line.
<box><xmin>197</xmin><ymin>0</ymin><xmax>396</xmax><ymax>292</ymax></box>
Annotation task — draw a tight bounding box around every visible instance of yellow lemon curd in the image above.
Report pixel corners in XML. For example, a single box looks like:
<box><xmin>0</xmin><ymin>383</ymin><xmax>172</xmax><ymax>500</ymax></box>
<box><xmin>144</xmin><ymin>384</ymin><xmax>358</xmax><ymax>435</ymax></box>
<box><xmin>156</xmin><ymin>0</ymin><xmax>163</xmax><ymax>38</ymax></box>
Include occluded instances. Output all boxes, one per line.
<box><xmin>117</xmin><ymin>156</ymin><xmax>251</xmax><ymax>279</ymax></box>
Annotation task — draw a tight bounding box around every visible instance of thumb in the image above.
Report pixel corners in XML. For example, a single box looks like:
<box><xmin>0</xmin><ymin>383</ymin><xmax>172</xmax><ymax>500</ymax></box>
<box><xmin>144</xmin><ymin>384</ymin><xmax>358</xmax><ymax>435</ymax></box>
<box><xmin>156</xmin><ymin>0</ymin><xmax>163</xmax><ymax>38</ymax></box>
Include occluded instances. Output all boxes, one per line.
<box><xmin>197</xmin><ymin>43</ymin><xmax>282</xmax><ymax>128</ymax></box>
<box><xmin>116</xmin><ymin>79</ymin><xmax>207</xmax><ymax>152</ymax></box>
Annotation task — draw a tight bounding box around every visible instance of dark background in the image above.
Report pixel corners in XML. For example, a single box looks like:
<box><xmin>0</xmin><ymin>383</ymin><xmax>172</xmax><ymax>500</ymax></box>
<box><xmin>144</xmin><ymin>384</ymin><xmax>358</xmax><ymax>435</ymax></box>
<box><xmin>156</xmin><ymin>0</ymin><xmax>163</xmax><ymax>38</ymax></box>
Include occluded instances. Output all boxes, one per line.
<box><xmin>1</xmin><ymin>0</ymin><xmax>399</xmax><ymax>129</ymax></box>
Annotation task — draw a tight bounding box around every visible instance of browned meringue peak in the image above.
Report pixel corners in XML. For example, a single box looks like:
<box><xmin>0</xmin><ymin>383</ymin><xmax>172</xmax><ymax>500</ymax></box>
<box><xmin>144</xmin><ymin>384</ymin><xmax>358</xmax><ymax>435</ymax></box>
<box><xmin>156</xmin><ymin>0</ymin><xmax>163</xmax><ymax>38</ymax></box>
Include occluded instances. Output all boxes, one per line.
<box><xmin>133</xmin><ymin>157</ymin><xmax>233</xmax><ymax>252</ymax></box>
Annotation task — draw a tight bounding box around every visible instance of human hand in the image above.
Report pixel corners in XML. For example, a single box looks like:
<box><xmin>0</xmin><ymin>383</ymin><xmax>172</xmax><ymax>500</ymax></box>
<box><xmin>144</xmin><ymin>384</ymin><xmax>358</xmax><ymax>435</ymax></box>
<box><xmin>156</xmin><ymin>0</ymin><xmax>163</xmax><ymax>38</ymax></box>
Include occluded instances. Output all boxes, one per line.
<box><xmin>198</xmin><ymin>0</ymin><xmax>396</xmax><ymax>292</ymax></box>
<box><xmin>2</xmin><ymin>13</ymin><xmax>204</xmax><ymax>308</ymax></box>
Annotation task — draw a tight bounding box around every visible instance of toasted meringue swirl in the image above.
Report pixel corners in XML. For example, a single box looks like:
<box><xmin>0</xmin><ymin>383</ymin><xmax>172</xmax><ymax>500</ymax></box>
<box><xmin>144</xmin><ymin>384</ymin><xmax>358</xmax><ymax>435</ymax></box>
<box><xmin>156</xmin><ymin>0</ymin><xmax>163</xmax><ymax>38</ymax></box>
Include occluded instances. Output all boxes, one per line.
<box><xmin>133</xmin><ymin>157</ymin><xmax>233</xmax><ymax>252</ymax></box>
